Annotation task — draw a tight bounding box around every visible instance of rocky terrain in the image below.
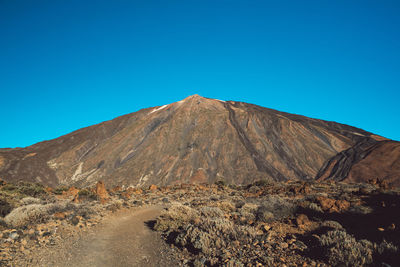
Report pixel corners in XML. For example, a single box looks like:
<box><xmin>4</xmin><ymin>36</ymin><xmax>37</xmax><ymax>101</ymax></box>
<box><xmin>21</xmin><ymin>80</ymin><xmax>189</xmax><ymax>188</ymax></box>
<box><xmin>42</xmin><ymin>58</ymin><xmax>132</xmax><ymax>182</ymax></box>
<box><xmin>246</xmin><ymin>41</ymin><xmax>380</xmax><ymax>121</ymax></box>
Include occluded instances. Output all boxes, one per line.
<box><xmin>0</xmin><ymin>179</ymin><xmax>399</xmax><ymax>266</ymax></box>
<box><xmin>1</xmin><ymin>95</ymin><xmax>399</xmax><ymax>188</ymax></box>
<box><xmin>1</xmin><ymin>95</ymin><xmax>399</xmax><ymax>266</ymax></box>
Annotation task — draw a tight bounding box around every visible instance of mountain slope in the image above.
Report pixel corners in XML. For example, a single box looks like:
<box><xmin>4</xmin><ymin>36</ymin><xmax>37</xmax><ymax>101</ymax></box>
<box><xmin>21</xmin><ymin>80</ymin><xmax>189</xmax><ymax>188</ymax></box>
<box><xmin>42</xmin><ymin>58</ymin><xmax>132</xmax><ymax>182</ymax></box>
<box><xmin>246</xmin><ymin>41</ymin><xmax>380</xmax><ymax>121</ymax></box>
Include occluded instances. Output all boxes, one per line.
<box><xmin>317</xmin><ymin>139</ymin><xmax>400</xmax><ymax>186</ymax></box>
<box><xmin>0</xmin><ymin>95</ymin><xmax>397</xmax><ymax>187</ymax></box>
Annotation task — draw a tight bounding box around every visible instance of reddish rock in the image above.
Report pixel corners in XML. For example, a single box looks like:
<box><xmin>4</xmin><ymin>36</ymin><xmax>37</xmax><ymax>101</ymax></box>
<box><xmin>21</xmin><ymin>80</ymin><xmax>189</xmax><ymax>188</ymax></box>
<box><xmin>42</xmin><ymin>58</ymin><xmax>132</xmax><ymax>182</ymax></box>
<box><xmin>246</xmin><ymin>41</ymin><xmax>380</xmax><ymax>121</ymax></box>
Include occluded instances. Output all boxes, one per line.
<box><xmin>120</xmin><ymin>191</ymin><xmax>133</xmax><ymax>200</ymax></box>
<box><xmin>367</xmin><ymin>178</ymin><xmax>391</xmax><ymax>189</ymax></box>
<box><xmin>316</xmin><ymin>196</ymin><xmax>350</xmax><ymax>213</ymax></box>
<box><xmin>110</xmin><ymin>186</ymin><xmax>123</xmax><ymax>193</ymax></box>
<box><xmin>149</xmin><ymin>184</ymin><xmax>158</xmax><ymax>192</ymax></box>
<box><xmin>62</xmin><ymin>187</ymin><xmax>79</xmax><ymax>198</ymax></box>
<box><xmin>316</xmin><ymin>197</ymin><xmax>336</xmax><ymax>212</ymax></box>
<box><xmin>133</xmin><ymin>188</ymin><xmax>143</xmax><ymax>195</ymax></box>
<box><xmin>95</xmin><ymin>181</ymin><xmax>109</xmax><ymax>204</ymax></box>
<box><xmin>378</xmin><ymin>179</ymin><xmax>390</xmax><ymax>190</ymax></box>
<box><xmin>159</xmin><ymin>186</ymin><xmax>170</xmax><ymax>193</ymax></box>
<box><xmin>296</xmin><ymin>214</ymin><xmax>310</xmax><ymax>228</ymax></box>
<box><xmin>72</xmin><ymin>194</ymin><xmax>81</xmax><ymax>203</ymax></box>
<box><xmin>53</xmin><ymin>212</ymin><xmax>66</xmax><ymax>220</ymax></box>
<box><xmin>335</xmin><ymin>199</ymin><xmax>350</xmax><ymax>211</ymax></box>
<box><xmin>196</xmin><ymin>184</ymin><xmax>208</xmax><ymax>191</ymax></box>
<box><xmin>44</xmin><ymin>187</ymin><xmax>53</xmax><ymax>193</ymax></box>
<box><xmin>289</xmin><ymin>183</ymin><xmax>311</xmax><ymax>195</ymax></box>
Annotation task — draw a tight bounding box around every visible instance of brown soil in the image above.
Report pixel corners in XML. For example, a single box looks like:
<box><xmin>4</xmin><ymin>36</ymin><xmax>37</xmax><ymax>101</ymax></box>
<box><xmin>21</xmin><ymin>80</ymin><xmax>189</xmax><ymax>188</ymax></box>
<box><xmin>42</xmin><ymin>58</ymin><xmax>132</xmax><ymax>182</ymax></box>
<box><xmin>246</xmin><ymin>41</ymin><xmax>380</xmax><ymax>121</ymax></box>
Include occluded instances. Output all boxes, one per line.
<box><xmin>28</xmin><ymin>206</ymin><xmax>179</xmax><ymax>267</ymax></box>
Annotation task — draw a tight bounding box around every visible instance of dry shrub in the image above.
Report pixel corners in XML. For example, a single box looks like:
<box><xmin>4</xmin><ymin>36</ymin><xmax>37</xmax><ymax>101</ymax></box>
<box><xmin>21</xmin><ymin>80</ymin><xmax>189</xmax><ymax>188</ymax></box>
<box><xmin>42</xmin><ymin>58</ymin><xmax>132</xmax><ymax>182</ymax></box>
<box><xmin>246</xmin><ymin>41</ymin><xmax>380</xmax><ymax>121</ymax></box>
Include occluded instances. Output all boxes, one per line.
<box><xmin>349</xmin><ymin>204</ymin><xmax>373</xmax><ymax>215</ymax></box>
<box><xmin>307</xmin><ymin>202</ymin><xmax>323</xmax><ymax>213</ymax></box>
<box><xmin>318</xmin><ymin>230</ymin><xmax>399</xmax><ymax>266</ymax></box>
<box><xmin>175</xmin><ymin>217</ymin><xmax>255</xmax><ymax>255</ymax></box>
<box><xmin>72</xmin><ymin>202</ymin><xmax>97</xmax><ymax>218</ymax></box>
<box><xmin>199</xmin><ymin>206</ymin><xmax>224</xmax><ymax>218</ymax></box>
<box><xmin>4</xmin><ymin>201</ymin><xmax>72</xmax><ymax>228</ymax></box>
<box><xmin>255</xmin><ymin>195</ymin><xmax>295</xmax><ymax>222</ymax></box>
<box><xmin>238</xmin><ymin>203</ymin><xmax>258</xmax><ymax>223</ymax></box>
<box><xmin>321</xmin><ymin>220</ymin><xmax>343</xmax><ymax>230</ymax></box>
<box><xmin>0</xmin><ymin>199</ymin><xmax>12</xmax><ymax>217</ymax></box>
<box><xmin>2</xmin><ymin>182</ymin><xmax>47</xmax><ymax>197</ymax></box>
<box><xmin>240</xmin><ymin>203</ymin><xmax>258</xmax><ymax>214</ymax></box>
<box><xmin>4</xmin><ymin>200</ymin><xmax>95</xmax><ymax>227</ymax></box>
<box><xmin>212</xmin><ymin>201</ymin><xmax>235</xmax><ymax>213</ymax></box>
<box><xmin>155</xmin><ymin>203</ymin><xmax>256</xmax><ymax>258</ymax></box>
<box><xmin>373</xmin><ymin>240</ymin><xmax>399</xmax><ymax>266</ymax></box>
<box><xmin>106</xmin><ymin>199</ymin><xmax>124</xmax><ymax>212</ymax></box>
<box><xmin>20</xmin><ymin>197</ymin><xmax>41</xmax><ymax>205</ymax></box>
<box><xmin>319</xmin><ymin>230</ymin><xmax>374</xmax><ymax>266</ymax></box>
<box><xmin>154</xmin><ymin>203</ymin><xmax>199</xmax><ymax>232</ymax></box>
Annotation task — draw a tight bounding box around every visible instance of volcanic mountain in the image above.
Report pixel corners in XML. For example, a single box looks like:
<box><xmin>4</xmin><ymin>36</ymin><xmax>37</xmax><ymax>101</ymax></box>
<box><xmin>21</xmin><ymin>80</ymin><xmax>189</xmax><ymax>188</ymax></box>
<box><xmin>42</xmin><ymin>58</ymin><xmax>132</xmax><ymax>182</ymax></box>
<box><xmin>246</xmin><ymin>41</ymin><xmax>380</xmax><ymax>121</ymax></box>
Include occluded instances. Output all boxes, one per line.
<box><xmin>1</xmin><ymin>95</ymin><xmax>399</xmax><ymax>187</ymax></box>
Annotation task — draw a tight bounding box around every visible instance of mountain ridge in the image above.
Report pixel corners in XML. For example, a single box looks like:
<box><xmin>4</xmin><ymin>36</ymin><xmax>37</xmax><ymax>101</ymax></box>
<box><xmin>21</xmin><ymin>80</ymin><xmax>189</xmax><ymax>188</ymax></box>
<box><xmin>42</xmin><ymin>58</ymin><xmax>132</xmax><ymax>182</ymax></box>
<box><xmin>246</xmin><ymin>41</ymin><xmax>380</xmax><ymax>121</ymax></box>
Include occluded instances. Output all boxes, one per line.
<box><xmin>1</xmin><ymin>95</ymin><xmax>399</xmax><ymax>187</ymax></box>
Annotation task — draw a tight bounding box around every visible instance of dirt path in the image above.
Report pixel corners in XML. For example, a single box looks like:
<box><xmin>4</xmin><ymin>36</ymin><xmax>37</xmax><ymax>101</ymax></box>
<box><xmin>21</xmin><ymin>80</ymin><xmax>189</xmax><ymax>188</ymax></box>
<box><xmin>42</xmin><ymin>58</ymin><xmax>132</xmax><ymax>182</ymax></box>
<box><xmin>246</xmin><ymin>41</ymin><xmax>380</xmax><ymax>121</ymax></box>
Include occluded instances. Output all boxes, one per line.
<box><xmin>32</xmin><ymin>205</ymin><xmax>179</xmax><ymax>267</ymax></box>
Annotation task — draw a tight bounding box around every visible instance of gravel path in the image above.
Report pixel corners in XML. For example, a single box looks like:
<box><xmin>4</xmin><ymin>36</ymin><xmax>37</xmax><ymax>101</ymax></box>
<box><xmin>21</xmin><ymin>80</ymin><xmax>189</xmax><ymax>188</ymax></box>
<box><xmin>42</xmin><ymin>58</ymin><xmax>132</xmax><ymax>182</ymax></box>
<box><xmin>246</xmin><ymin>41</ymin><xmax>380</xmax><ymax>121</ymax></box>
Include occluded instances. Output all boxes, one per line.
<box><xmin>31</xmin><ymin>205</ymin><xmax>179</xmax><ymax>267</ymax></box>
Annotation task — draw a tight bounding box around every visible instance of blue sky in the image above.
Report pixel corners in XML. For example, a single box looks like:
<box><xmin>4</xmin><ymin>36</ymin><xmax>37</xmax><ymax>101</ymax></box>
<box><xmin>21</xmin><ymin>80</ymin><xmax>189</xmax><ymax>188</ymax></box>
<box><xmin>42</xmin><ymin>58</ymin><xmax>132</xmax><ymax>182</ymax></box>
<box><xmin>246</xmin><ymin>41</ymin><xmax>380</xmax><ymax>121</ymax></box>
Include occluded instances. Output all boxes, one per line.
<box><xmin>1</xmin><ymin>0</ymin><xmax>399</xmax><ymax>148</ymax></box>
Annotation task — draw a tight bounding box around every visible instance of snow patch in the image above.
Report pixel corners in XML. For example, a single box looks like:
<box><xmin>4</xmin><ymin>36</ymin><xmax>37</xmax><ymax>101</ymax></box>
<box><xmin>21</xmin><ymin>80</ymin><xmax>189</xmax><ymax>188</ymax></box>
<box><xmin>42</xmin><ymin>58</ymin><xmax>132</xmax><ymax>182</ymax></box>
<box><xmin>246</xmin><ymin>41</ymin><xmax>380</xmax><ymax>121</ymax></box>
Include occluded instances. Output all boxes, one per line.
<box><xmin>149</xmin><ymin>105</ymin><xmax>168</xmax><ymax>114</ymax></box>
<box><xmin>215</xmin><ymin>99</ymin><xmax>226</xmax><ymax>103</ymax></box>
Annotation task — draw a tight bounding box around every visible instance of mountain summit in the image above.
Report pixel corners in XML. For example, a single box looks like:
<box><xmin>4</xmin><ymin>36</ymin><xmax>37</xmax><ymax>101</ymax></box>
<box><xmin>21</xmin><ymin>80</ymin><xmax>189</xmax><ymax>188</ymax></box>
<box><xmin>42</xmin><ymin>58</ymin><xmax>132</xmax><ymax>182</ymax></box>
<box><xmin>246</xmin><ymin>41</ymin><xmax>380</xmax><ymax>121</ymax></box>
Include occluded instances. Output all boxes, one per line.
<box><xmin>1</xmin><ymin>95</ymin><xmax>399</xmax><ymax>187</ymax></box>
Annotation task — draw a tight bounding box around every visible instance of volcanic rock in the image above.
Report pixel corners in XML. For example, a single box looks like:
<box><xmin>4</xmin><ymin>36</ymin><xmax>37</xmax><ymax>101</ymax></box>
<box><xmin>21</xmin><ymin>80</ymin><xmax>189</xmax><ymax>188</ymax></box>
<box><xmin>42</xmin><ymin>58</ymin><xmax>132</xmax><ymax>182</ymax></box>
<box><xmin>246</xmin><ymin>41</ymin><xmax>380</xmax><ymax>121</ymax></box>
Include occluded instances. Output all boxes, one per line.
<box><xmin>317</xmin><ymin>140</ymin><xmax>400</xmax><ymax>186</ymax></box>
<box><xmin>95</xmin><ymin>181</ymin><xmax>109</xmax><ymax>204</ymax></box>
<box><xmin>0</xmin><ymin>95</ymin><xmax>398</xmax><ymax>187</ymax></box>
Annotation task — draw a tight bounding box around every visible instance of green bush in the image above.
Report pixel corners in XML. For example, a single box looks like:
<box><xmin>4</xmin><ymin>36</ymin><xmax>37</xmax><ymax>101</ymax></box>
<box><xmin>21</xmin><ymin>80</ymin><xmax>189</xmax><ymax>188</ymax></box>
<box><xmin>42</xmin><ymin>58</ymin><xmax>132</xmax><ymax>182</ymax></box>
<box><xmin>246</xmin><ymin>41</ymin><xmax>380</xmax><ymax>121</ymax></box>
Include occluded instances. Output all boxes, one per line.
<box><xmin>1</xmin><ymin>182</ymin><xmax>46</xmax><ymax>197</ymax></box>
<box><xmin>17</xmin><ymin>182</ymin><xmax>46</xmax><ymax>197</ymax></box>
<box><xmin>1</xmin><ymin>183</ymin><xmax>17</xmax><ymax>192</ymax></box>
<box><xmin>54</xmin><ymin>186</ymin><xmax>69</xmax><ymax>195</ymax></box>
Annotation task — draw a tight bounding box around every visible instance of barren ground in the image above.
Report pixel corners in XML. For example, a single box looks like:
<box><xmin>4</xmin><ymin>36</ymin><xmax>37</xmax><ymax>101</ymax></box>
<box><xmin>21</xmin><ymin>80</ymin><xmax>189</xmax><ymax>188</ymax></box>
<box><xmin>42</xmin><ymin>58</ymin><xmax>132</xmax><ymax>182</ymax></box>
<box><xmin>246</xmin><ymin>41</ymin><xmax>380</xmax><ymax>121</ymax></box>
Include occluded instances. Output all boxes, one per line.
<box><xmin>27</xmin><ymin>205</ymin><xmax>179</xmax><ymax>267</ymax></box>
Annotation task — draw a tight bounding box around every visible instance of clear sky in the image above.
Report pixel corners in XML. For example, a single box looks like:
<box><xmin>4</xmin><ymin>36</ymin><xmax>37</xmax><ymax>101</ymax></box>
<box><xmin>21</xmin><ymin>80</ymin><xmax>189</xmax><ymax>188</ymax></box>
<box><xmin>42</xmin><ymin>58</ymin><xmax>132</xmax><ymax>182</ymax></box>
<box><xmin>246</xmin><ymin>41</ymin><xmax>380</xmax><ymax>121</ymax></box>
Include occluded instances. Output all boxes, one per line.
<box><xmin>1</xmin><ymin>0</ymin><xmax>399</xmax><ymax>148</ymax></box>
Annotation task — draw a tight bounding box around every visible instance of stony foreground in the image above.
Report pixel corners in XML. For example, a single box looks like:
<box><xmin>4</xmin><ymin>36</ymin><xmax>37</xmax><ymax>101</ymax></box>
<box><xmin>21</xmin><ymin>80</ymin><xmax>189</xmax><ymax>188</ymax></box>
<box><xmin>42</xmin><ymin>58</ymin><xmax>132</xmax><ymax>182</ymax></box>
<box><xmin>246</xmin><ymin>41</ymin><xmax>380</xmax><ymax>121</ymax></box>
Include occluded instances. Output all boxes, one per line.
<box><xmin>0</xmin><ymin>179</ymin><xmax>399</xmax><ymax>266</ymax></box>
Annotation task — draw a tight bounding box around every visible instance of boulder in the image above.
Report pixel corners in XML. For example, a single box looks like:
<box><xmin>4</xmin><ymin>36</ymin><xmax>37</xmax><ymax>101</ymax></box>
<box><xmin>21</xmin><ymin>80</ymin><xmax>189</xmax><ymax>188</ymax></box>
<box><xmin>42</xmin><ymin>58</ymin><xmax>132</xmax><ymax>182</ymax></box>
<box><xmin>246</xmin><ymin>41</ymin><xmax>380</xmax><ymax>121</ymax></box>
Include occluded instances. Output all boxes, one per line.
<box><xmin>53</xmin><ymin>212</ymin><xmax>67</xmax><ymax>220</ymax></box>
<box><xmin>316</xmin><ymin>197</ymin><xmax>350</xmax><ymax>213</ymax></box>
<box><xmin>149</xmin><ymin>184</ymin><xmax>158</xmax><ymax>192</ymax></box>
<box><xmin>296</xmin><ymin>214</ymin><xmax>310</xmax><ymax>229</ymax></box>
<box><xmin>62</xmin><ymin>187</ymin><xmax>79</xmax><ymax>198</ymax></box>
<box><xmin>95</xmin><ymin>181</ymin><xmax>109</xmax><ymax>204</ymax></box>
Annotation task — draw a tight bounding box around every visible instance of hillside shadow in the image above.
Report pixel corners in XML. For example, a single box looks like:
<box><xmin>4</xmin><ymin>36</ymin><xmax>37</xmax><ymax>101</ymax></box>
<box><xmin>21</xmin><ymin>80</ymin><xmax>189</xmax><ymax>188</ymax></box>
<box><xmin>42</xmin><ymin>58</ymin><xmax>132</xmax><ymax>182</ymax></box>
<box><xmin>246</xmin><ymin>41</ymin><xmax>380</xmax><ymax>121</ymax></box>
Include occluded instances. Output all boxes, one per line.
<box><xmin>302</xmin><ymin>192</ymin><xmax>400</xmax><ymax>242</ymax></box>
<box><xmin>297</xmin><ymin>191</ymin><xmax>400</xmax><ymax>265</ymax></box>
